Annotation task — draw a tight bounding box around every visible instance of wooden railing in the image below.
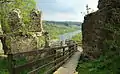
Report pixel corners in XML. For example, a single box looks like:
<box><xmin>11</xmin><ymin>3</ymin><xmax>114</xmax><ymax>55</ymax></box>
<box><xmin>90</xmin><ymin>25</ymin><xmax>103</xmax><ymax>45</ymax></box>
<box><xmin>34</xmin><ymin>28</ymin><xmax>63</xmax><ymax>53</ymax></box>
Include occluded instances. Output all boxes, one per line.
<box><xmin>8</xmin><ymin>42</ymin><xmax>78</xmax><ymax>74</ymax></box>
<box><xmin>76</xmin><ymin>41</ymin><xmax>82</xmax><ymax>46</ymax></box>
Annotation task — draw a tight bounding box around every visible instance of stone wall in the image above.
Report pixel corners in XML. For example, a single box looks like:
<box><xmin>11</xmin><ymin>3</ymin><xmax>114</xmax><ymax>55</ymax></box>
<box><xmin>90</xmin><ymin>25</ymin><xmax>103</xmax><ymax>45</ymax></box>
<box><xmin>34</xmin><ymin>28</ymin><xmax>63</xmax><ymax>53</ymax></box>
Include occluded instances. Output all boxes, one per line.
<box><xmin>98</xmin><ymin>0</ymin><xmax>120</xmax><ymax>9</ymax></box>
<box><xmin>29</xmin><ymin>9</ymin><xmax>43</xmax><ymax>32</ymax></box>
<box><xmin>1</xmin><ymin>9</ymin><xmax>45</xmax><ymax>54</ymax></box>
<box><xmin>82</xmin><ymin>0</ymin><xmax>120</xmax><ymax>58</ymax></box>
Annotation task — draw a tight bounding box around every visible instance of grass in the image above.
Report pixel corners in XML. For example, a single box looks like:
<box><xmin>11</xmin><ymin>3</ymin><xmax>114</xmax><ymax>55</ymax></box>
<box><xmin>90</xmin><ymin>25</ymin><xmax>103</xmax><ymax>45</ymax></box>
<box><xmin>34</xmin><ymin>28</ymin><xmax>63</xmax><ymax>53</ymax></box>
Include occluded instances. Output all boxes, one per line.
<box><xmin>0</xmin><ymin>57</ymin><xmax>29</xmax><ymax>74</ymax></box>
<box><xmin>0</xmin><ymin>57</ymin><xmax>49</xmax><ymax>74</ymax></box>
<box><xmin>76</xmin><ymin>50</ymin><xmax>120</xmax><ymax>74</ymax></box>
<box><xmin>72</xmin><ymin>33</ymin><xmax>82</xmax><ymax>42</ymax></box>
<box><xmin>0</xmin><ymin>58</ymin><xmax>9</xmax><ymax>74</ymax></box>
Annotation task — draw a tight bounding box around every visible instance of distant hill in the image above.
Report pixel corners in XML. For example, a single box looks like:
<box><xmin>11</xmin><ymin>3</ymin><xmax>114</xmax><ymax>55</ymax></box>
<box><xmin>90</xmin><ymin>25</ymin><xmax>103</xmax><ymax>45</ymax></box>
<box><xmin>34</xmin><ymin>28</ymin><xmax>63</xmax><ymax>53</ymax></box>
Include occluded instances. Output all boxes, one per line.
<box><xmin>42</xmin><ymin>20</ymin><xmax>81</xmax><ymax>39</ymax></box>
<box><xmin>43</xmin><ymin>21</ymin><xmax>82</xmax><ymax>26</ymax></box>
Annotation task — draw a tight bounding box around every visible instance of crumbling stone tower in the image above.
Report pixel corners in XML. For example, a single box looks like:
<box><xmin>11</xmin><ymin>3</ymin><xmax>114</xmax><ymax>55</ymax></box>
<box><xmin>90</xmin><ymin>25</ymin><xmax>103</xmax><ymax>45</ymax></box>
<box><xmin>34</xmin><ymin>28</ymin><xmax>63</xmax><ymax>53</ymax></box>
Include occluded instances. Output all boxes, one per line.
<box><xmin>82</xmin><ymin>0</ymin><xmax>120</xmax><ymax>58</ymax></box>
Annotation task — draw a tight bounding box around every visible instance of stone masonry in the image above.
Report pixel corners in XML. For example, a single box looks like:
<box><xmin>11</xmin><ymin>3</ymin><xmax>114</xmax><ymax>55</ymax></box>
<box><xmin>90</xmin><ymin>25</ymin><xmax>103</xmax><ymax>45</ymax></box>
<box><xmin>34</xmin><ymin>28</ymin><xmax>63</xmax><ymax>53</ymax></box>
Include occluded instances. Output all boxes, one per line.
<box><xmin>82</xmin><ymin>0</ymin><xmax>120</xmax><ymax>58</ymax></box>
<box><xmin>1</xmin><ymin>8</ymin><xmax>45</xmax><ymax>54</ymax></box>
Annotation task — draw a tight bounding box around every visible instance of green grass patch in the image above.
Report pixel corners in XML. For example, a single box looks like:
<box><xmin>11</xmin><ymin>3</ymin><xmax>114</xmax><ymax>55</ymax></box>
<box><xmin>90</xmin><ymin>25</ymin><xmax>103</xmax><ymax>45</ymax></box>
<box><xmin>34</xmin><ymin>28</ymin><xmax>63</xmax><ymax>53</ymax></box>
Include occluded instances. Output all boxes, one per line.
<box><xmin>0</xmin><ymin>58</ymin><xmax>9</xmax><ymax>74</ymax></box>
<box><xmin>72</xmin><ymin>33</ymin><xmax>82</xmax><ymax>42</ymax></box>
<box><xmin>76</xmin><ymin>51</ymin><xmax>120</xmax><ymax>74</ymax></box>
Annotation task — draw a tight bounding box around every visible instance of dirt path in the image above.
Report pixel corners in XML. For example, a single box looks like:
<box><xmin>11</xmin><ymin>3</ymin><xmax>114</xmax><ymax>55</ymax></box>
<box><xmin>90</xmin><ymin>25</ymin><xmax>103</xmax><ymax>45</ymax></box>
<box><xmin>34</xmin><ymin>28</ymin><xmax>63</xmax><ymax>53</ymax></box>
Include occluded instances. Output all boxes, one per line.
<box><xmin>53</xmin><ymin>47</ymin><xmax>82</xmax><ymax>74</ymax></box>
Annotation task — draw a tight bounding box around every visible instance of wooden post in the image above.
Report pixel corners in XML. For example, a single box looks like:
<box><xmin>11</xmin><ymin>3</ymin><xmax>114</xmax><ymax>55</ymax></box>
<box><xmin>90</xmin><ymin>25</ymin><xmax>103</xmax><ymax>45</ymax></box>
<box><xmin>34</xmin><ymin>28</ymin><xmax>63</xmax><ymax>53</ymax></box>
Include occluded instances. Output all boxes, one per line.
<box><xmin>74</xmin><ymin>44</ymin><xmax>77</xmax><ymax>52</ymax></box>
<box><xmin>67</xmin><ymin>40</ymin><xmax>71</xmax><ymax>58</ymax></box>
<box><xmin>63</xmin><ymin>47</ymin><xmax>65</xmax><ymax>56</ymax></box>
<box><xmin>53</xmin><ymin>49</ymin><xmax>56</xmax><ymax>65</ymax></box>
<box><xmin>60</xmin><ymin>41</ymin><xmax>63</xmax><ymax>46</ymax></box>
<box><xmin>8</xmin><ymin>54</ymin><xmax>14</xmax><ymax>74</ymax></box>
<box><xmin>76</xmin><ymin>44</ymin><xmax>78</xmax><ymax>51</ymax></box>
<box><xmin>68</xmin><ymin>45</ymin><xmax>71</xmax><ymax>58</ymax></box>
<box><xmin>44</xmin><ymin>32</ymin><xmax>50</xmax><ymax>48</ymax></box>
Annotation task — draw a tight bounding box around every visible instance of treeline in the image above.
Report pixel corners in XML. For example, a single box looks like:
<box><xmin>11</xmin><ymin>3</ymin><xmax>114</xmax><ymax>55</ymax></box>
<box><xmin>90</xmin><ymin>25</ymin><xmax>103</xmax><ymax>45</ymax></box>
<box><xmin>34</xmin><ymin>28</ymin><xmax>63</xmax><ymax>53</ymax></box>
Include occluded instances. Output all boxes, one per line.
<box><xmin>43</xmin><ymin>21</ymin><xmax>81</xmax><ymax>39</ymax></box>
<box><xmin>43</xmin><ymin>21</ymin><xmax>82</xmax><ymax>26</ymax></box>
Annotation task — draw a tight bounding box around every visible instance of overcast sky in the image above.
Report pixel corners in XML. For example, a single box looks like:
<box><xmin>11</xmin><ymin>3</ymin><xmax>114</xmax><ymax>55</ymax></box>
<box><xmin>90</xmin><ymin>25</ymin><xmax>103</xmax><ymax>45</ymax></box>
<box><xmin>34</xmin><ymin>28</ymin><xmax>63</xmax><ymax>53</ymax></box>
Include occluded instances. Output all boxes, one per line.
<box><xmin>35</xmin><ymin>0</ymin><xmax>98</xmax><ymax>22</ymax></box>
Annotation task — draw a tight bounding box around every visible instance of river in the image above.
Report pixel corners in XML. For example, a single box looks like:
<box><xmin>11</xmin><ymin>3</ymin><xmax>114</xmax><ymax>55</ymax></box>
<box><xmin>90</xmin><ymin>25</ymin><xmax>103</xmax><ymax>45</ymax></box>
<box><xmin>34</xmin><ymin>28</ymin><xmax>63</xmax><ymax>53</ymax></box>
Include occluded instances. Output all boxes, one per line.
<box><xmin>50</xmin><ymin>30</ymin><xmax>81</xmax><ymax>46</ymax></box>
<box><xmin>59</xmin><ymin>30</ymin><xmax>81</xmax><ymax>41</ymax></box>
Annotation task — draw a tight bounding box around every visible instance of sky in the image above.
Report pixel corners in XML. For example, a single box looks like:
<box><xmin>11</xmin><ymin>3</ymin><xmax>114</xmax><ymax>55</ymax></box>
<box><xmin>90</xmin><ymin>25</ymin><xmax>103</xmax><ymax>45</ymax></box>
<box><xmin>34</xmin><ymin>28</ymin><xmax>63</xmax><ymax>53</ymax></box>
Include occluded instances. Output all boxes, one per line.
<box><xmin>35</xmin><ymin>0</ymin><xmax>98</xmax><ymax>22</ymax></box>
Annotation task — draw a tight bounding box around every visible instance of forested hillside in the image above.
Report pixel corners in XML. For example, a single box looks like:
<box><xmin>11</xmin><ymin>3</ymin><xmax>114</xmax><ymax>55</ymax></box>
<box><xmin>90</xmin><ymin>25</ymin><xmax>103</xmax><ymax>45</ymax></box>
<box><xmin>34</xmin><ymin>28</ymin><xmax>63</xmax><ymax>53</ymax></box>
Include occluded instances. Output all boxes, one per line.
<box><xmin>43</xmin><ymin>21</ymin><xmax>81</xmax><ymax>39</ymax></box>
<box><xmin>43</xmin><ymin>21</ymin><xmax>82</xmax><ymax>26</ymax></box>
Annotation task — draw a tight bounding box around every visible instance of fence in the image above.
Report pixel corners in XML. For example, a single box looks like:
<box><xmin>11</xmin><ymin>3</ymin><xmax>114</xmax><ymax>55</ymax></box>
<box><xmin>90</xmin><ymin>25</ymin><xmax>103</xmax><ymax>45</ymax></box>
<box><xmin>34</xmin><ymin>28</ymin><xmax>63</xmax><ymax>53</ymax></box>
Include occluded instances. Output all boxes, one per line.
<box><xmin>7</xmin><ymin>42</ymin><xmax>78</xmax><ymax>74</ymax></box>
<box><xmin>76</xmin><ymin>41</ymin><xmax>82</xmax><ymax>46</ymax></box>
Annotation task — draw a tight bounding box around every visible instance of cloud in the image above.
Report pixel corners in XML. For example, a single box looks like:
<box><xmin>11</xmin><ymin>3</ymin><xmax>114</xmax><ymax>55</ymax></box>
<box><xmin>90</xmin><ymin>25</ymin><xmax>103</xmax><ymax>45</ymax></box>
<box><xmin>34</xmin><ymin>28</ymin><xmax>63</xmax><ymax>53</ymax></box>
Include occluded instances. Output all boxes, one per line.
<box><xmin>42</xmin><ymin>12</ymin><xmax>80</xmax><ymax>21</ymax></box>
<box><xmin>87</xmin><ymin>0</ymin><xmax>98</xmax><ymax>11</ymax></box>
<box><xmin>36</xmin><ymin>0</ymin><xmax>98</xmax><ymax>22</ymax></box>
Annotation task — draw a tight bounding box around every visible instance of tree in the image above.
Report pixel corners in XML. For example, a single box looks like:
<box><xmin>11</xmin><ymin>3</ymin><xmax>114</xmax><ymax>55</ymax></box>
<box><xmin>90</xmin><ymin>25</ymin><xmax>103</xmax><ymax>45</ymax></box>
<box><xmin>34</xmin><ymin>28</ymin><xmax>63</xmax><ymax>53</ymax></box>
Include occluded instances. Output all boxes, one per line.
<box><xmin>0</xmin><ymin>0</ymin><xmax>36</xmax><ymax>33</ymax></box>
<box><xmin>9</xmin><ymin>0</ymin><xmax>36</xmax><ymax>24</ymax></box>
<box><xmin>86</xmin><ymin>4</ymin><xmax>91</xmax><ymax>14</ymax></box>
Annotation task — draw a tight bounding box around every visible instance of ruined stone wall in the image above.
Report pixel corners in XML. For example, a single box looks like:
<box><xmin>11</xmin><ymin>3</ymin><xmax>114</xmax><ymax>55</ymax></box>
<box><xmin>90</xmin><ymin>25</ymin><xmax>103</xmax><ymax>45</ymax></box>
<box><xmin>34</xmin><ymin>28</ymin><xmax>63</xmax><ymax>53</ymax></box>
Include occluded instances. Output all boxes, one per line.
<box><xmin>82</xmin><ymin>0</ymin><xmax>120</xmax><ymax>58</ymax></box>
<box><xmin>29</xmin><ymin>9</ymin><xmax>43</xmax><ymax>32</ymax></box>
<box><xmin>1</xmin><ymin>9</ymin><xmax>45</xmax><ymax>54</ymax></box>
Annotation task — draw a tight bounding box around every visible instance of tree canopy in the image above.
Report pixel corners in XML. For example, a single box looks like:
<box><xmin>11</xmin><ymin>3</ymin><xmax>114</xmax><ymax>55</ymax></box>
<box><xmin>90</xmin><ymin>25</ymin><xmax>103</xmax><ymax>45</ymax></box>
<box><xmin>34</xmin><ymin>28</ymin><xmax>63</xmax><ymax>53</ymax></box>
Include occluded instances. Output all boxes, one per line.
<box><xmin>0</xmin><ymin>0</ymin><xmax>36</xmax><ymax>33</ymax></box>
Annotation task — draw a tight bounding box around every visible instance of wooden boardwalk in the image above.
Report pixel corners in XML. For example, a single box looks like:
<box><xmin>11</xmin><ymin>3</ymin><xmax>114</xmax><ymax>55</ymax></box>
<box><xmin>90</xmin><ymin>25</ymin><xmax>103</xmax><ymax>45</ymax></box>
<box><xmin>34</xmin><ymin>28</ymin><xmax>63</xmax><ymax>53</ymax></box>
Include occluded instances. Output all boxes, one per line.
<box><xmin>54</xmin><ymin>47</ymin><xmax>82</xmax><ymax>74</ymax></box>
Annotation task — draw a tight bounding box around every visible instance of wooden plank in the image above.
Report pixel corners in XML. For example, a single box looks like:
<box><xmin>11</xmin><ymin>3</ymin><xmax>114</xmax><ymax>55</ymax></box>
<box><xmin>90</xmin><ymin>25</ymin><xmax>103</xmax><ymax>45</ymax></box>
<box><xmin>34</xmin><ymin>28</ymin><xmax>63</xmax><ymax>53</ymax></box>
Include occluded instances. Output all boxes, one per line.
<box><xmin>14</xmin><ymin>53</ymin><xmax>56</xmax><ymax>73</ymax></box>
<box><xmin>14</xmin><ymin>49</ymin><xmax>70</xmax><ymax>73</ymax></box>
<box><xmin>63</xmin><ymin>48</ymin><xmax>65</xmax><ymax>56</ymax></box>
<box><xmin>44</xmin><ymin>51</ymin><xmax>74</xmax><ymax>74</ymax></box>
<box><xmin>27</xmin><ymin>51</ymin><xmax>71</xmax><ymax>74</ymax></box>
<box><xmin>9</xmin><ymin>43</ymin><xmax>76</xmax><ymax>74</ymax></box>
<box><xmin>13</xmin><ymin>44</ymin><xmax>75</xmax><ymax>58</ymax></box>
<box><xmin>13</xmin><ymin>49</ymin><xmax>49</xmax><ymax>58</ymax></box>
<box><xmin>45</xmin><ymin>57</ymin><xmax>69</xmax><ymax>74</ymax></box>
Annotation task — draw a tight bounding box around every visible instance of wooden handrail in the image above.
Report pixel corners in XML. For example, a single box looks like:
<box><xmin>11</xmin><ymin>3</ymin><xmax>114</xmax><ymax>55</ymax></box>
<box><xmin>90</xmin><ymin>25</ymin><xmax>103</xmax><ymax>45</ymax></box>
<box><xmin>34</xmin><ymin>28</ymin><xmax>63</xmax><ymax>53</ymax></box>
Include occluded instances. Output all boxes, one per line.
<box><xmin>13</xmin><ymin>49</ymin><xmax>70</xmax><ymax>72</ymax></box>
<box><xmin>12</xmin><ymin>44</ymin><xmax>75</xmax><ymax>57</ymax></box>
<box><xmin>8</xmin><ymin>42</ymin><xmax>77</xmax><ymax>74</ymax></box>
